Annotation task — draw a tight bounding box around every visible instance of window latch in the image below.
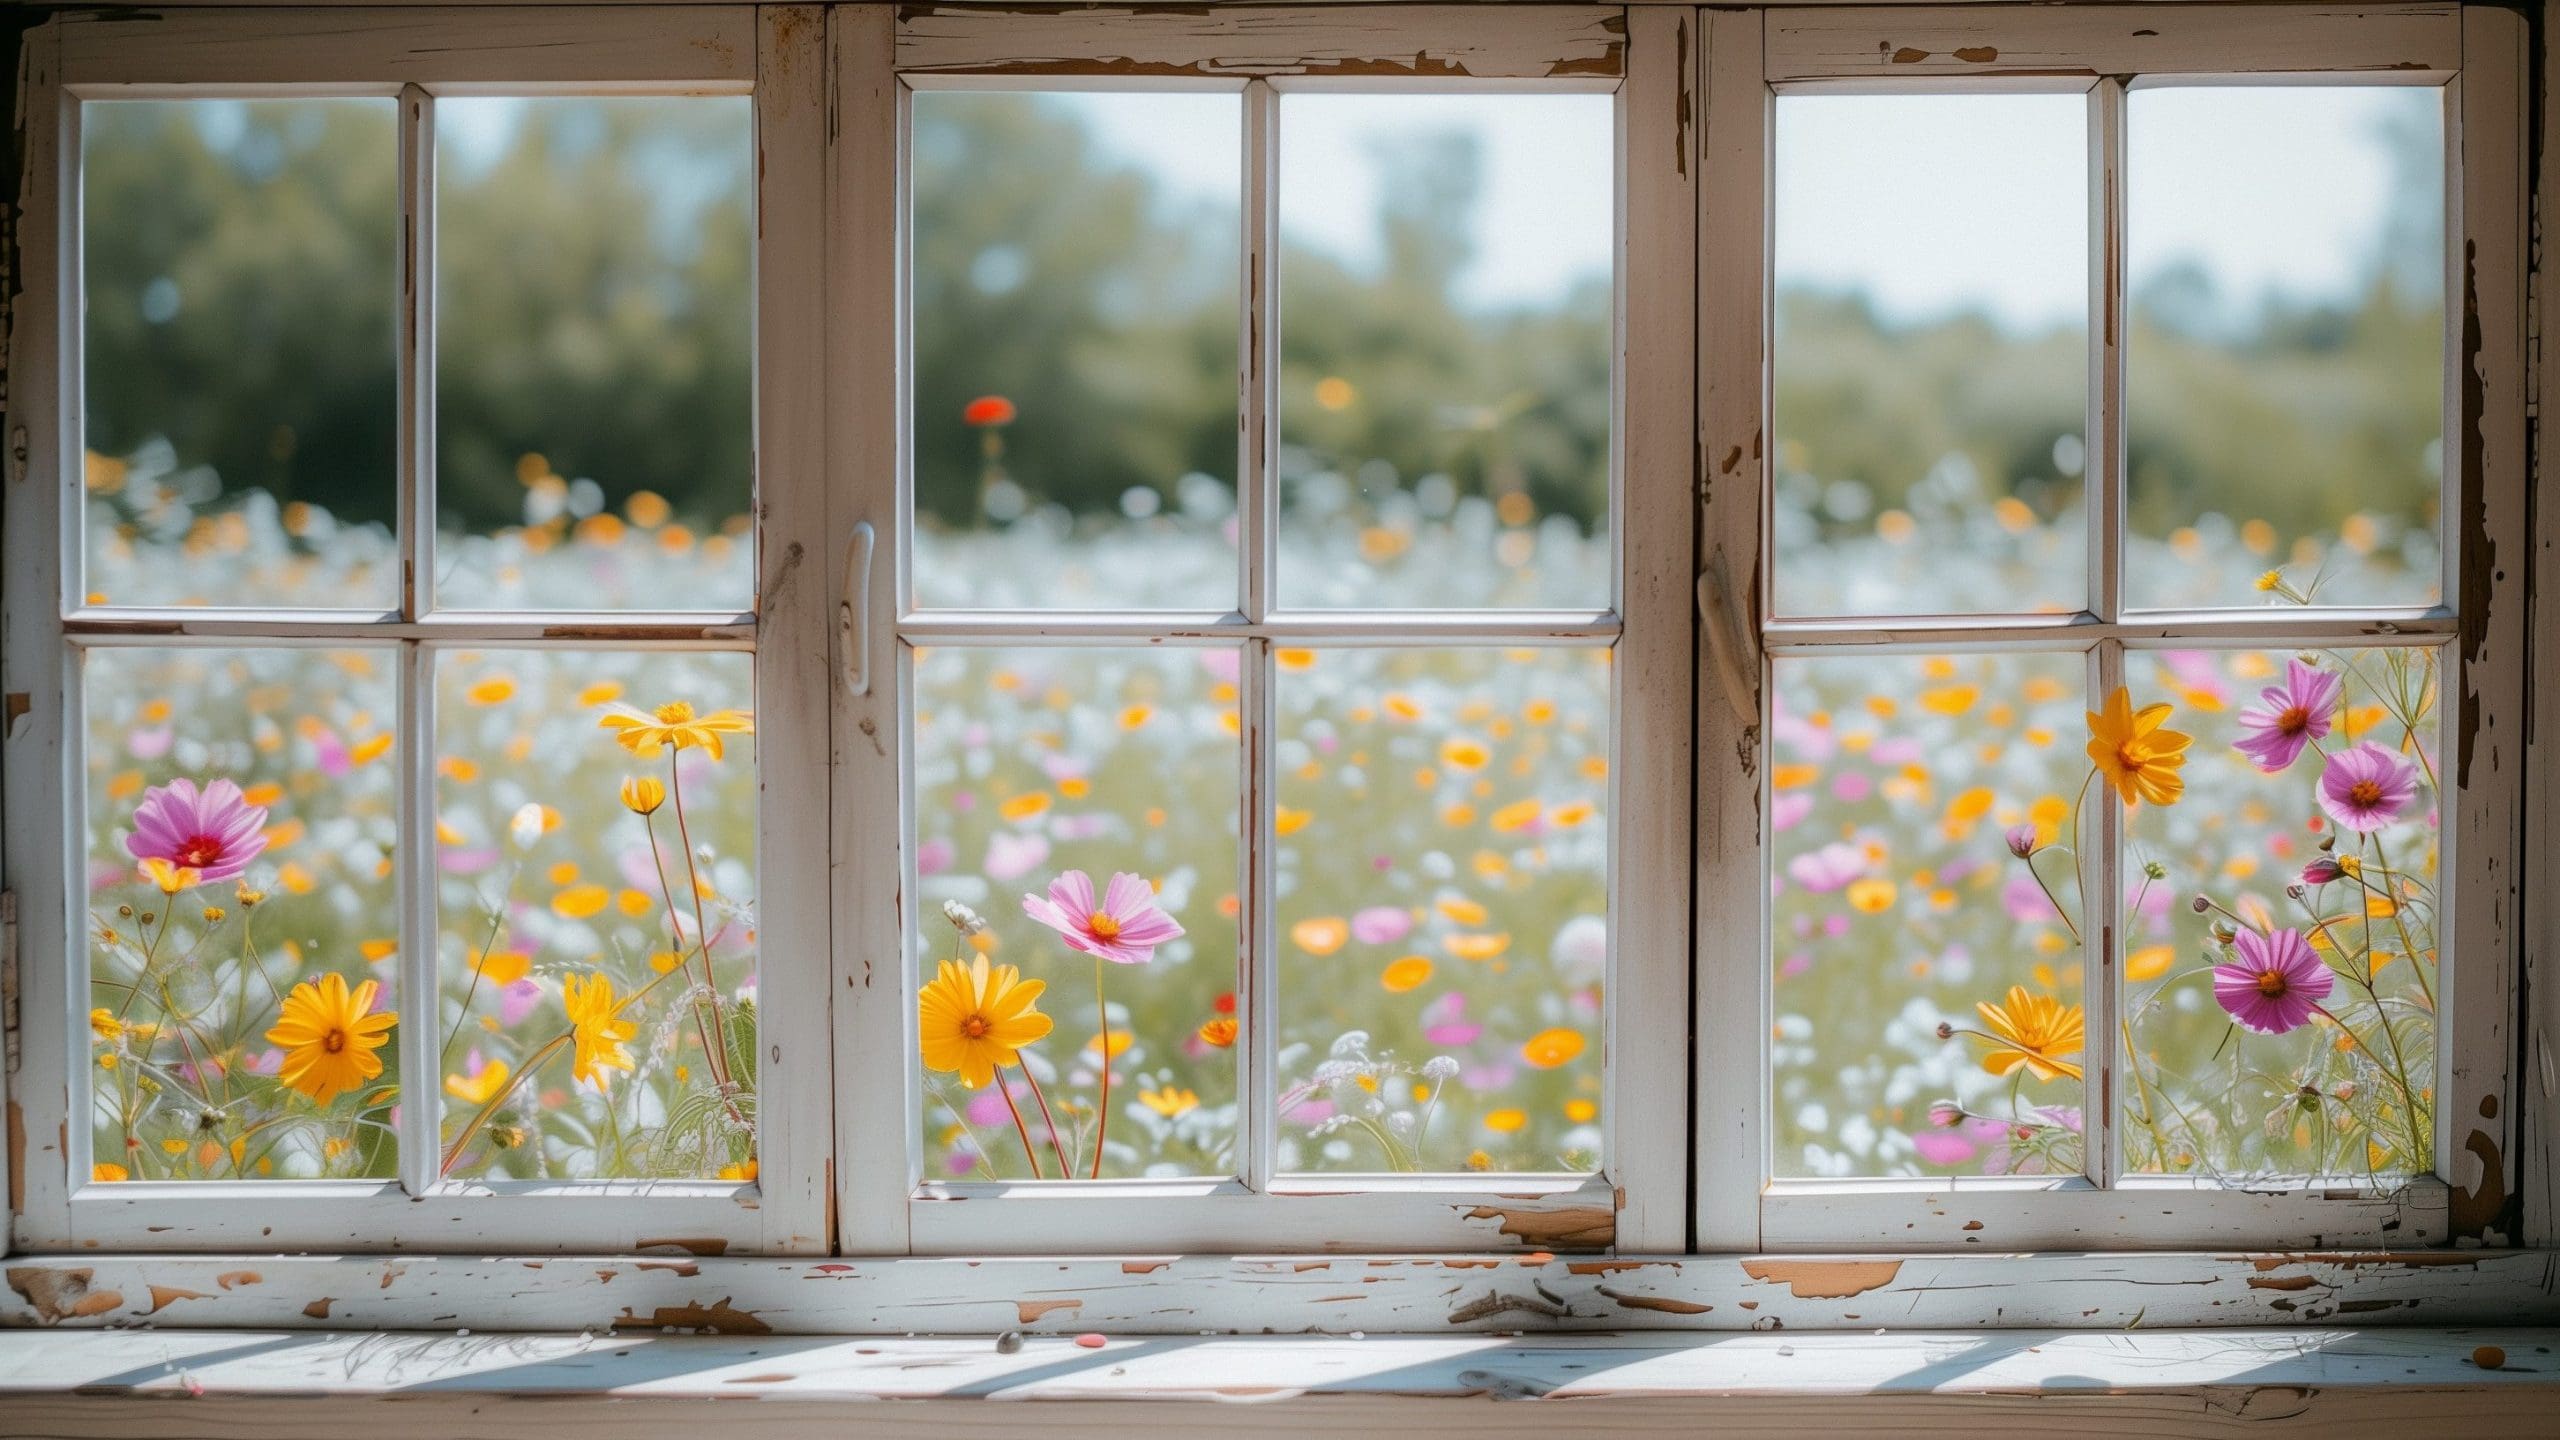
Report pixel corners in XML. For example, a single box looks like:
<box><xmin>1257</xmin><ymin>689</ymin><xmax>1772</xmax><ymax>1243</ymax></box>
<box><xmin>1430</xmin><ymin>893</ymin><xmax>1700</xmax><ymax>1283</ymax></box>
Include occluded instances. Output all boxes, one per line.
<box><xmin>842</xmin><ymin>520</ymin><xmax>876</xmax><ymax>698</ymax></box>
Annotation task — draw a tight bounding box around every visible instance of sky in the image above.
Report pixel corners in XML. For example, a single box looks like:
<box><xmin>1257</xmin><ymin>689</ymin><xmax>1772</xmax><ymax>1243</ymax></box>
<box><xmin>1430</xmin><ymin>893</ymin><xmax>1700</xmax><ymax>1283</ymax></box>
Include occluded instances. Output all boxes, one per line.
<box><xmin>1058</xmin><ymin>83</ymin><xmax>2443</xmax><ymax>330</ymax></box>
<box><xmin>411</xmin><ymin>82</ymin><xmax>2441</xmax><ymax>330</ymax></box>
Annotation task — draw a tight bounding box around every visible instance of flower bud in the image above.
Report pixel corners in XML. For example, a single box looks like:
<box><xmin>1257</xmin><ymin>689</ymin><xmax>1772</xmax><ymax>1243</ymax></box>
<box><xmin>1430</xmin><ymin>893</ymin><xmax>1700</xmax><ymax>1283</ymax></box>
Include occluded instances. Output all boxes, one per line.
<box><xmin>2301</xmin><ymin>857</ymin><xmax>2345</xmax><ymax>885</ymax></box>
<box><xmin>2210</xmin><ymin>921</ymin><xmax>2237</xmax><ymax>944</ymax></box>
<box><xmin>620</xmin><ymin>775</ymin><xmax>666</xmax><ymax>816</ymax></box>
<box><xmin>1927</xmin><ymin>1100</ymin><xmax>1964</xmax><ymax>1128</ymax></box>
<box><xmin>2004</xmin><ymin>824</ymin><xmax>2039</xmax><ymax>859</ymax></box>
<box><xmin>942</xmin><ymin>899</ymin><xmax>987</xmax><ymax>936</ymax></box>
<box><xmin>1934</xmin><ymin>1021</ymin><xmax>1955</xmax><ymax>1040</ymax></box>
<box><xmin>2191</xmin><ymin>895</ymin><xmax>2212</xmax><ymax>913</ymax></box>
<box><xmin>2143</xmin><ymin>860</ymin><xmax>2168</xmax><ymax>881</ymax></box>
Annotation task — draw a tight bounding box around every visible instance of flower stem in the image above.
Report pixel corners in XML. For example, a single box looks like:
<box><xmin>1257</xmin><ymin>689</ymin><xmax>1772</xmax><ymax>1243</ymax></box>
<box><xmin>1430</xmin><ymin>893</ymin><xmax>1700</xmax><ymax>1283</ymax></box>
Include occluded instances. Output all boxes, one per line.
<box><xmin>1091</xmin><ymin>956</ymin><xmax>1110</xmax><ymax>1179</ymax></box>
<box><xmin>1017</xmin><ymin>1063</ymin><xmax>1074</xmax><ymax>1178</ymax></box>
<box><xmin>996</xmin><ymin>1074</ymin><xmax>1045</xmax><ymax>1180</ymax></box>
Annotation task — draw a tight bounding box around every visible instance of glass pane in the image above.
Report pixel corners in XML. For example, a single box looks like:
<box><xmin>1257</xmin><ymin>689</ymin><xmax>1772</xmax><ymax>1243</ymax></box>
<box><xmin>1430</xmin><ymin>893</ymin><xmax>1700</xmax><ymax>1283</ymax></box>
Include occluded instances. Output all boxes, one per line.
<box><xmin>435</xmin><ymin>97</ymin><xmax>755</xmax><ymax>612</ymax></box>
<box><xmin>1773</xmin><ymin>94</ymin><xmax>2088</xmax><ymax>618</ymax></box>
<box><xmin>911</xmin><ymin>645</ymin><xmax>1239</xmax><ymax>1179</ymax></box>
<box><xmin>82</xmin><ymin>100</ymin><xmax>398</xmax><ymax>609</ymax></box>
<box><xmin>1769</xmin><ymin>651</ymin><xmax>2090</xmax><ymax>1178</ymax></box>
<box><xmin>84</xmin><ymin>646</ymin><xmax>400</xmax><ymax>1182</ymax></box>
<box><xmin>2120</xmin><ymin>646</ymin><xmax>2439</xmax><ymax>1178</ymax></box>
<box><xmin>910</xmin><ymin>92</ymin><xmax>1241</xmax><ymax>610</ymax></box>
<box><xmin>2127</xmin><ymin>87</ymin><xmax>2445</xmax><ymax>610</ymax></box>
<box><xmin>432</xmin><ymin>649</ymin><xmax>758</xmax><ymax>1180</ymax></box>
<box><xmin>1276</xmin><ymin>94</ymin><xmax>1612</xmax><ymax>610</ymax></box>
<box><xmin>1274</xmin><ymin>646</ymin><xmax>1609</xmax><ymax>1174</ymax></box>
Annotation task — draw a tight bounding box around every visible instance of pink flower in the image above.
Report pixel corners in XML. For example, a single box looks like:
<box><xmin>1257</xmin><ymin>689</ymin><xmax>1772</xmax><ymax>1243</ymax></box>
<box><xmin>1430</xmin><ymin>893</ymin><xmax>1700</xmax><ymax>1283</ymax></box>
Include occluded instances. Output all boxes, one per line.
<box><xmin>983</xmin><ymin>830</ymin><xmax>1050</xmax><ymax>883</ymax></box>
<box><xmin>2212</xmin><ymin>926</ymin><xmax>2334</xmax><ymax>1035</ymax></box>
<box><xmin>1022</xmin><ymin>869</ymin><xmax>1183</xmax><ymax>965</ymax></box>
<box><xmin>1785</xmin><ymin>841</ymin><xmax>1866</xmax><ymax>893</ymax></box>
<box><xmin>2318</xmin><ymin>741</ymin><xmax>2419</xmax><ymax>833</ymax></box>
<box><xmin>1350</xmin><ymin>906</ymin><xmax>1412</xmax><ymax>946</ymax></box>
<box><xmin>2232</xmin><ymin>659</ymin><xmax>2341</xmax><ymax>773</ymax></box>
<box><xmin>1421</xmin><ymin>991</ymin><xmax>1481</xmax><ymax>1046</ymax></box>
<box><xmin>126</xmin><ymin>777</ymin><xmax>268</xmax><ymax>884</ymax></box>
<box><xmin>2004</xmin><ymin>824</ymin><xmax>2039</xmax><ymax>859</ymax></box>
<box><xmin>1770</xmin><ymin>792</ymin><xmax>1813</xmax><ymax>833</ymax></box>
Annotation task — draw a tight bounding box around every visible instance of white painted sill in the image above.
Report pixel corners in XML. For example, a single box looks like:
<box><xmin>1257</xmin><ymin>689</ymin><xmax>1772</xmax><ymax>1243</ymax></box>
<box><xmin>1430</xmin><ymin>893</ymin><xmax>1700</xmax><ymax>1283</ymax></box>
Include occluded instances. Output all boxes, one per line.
<box><xmin>1</xmin><ymin>1327</ymin><xmax>2554</xmax><ymax>1438</ymax></box>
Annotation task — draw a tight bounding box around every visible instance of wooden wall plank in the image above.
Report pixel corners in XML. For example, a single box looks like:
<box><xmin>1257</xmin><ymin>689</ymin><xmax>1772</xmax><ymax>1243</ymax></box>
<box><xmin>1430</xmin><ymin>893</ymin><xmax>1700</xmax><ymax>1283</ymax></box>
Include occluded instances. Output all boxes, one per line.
<box><xmin>1767</xmin><ymin>4</ymin><xmax>2459</xmax><ymax>82</ymax></box>
<box><xmin>895</xmin><ymin>5</ymin><xmax>1626</xmax><ymax>80</ymax></box>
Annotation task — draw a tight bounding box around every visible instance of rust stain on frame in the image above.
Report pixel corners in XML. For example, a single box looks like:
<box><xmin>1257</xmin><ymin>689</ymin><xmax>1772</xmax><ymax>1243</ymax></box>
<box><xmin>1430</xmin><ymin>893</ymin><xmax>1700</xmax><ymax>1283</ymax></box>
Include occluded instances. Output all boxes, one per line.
<box><xmin>1460</xmin><ymin>1204</ymin><xmax>1614</xmax><ymax>1250</ymax></box>
<box><xmin>1738</xmin><ymin>1258</ymin><xmax>1904</xmax><ymax>1299</ymax></box>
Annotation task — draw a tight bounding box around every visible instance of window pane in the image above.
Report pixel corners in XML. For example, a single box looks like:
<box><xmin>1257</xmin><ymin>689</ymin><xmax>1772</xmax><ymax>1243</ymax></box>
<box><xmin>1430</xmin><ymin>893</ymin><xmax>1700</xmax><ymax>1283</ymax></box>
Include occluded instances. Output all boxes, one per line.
<box><xmin>84</xmin><ymin>646</ymin><xmax>400</xmax><ymax>1181</ymax></box>
<box><xmin>1770</xmin><ymin>651</ymin><xmax>2090</xmax><ymax>1178</ymax></box>
<box><xmin>911</xmin><ymin>645</ymin><xmax>1239</xmax><ymax>1180</ymax></box>
<box><xmin>1773</xmin><ymin>94</ymin><xmax>2088</xmax><ymax>618</ymax></box>
<box><xmin>434</xmin><ymin>97</ymin><xmax>755</xmax><ymax>612</ymax></box>
<box><xmin>2127</xmin><ymin>87</ymin><xmax>2445</xmax><ymax>610</ymax></box>
<box><xmin>431</xmin><ymin>649</ymin><xmax>757</xmax><ymax>1181</ymax></box>
<box><xmin>82</xmin><ymin>100</ymin><xmax>398</xmax><ymax>610</ymax></box>
<box><xmin>2119</xmin><ymin>646</ymin><xmax>2439</xmax><ymax>1178</ymax></box>
<box><xmin>910</xmin><ymin>93</ymin><xmax>1241</xmax><ymax>610</ymax></box>
<box><xmin>1274</xmin><ymin>646</ymin><xmax>1608</xmax><ymax>1175</ymax></box>
<box><xmin>1276</xmin><ymin>94</ymin><xmax>1612</xmax><ymax>610</ymax></box>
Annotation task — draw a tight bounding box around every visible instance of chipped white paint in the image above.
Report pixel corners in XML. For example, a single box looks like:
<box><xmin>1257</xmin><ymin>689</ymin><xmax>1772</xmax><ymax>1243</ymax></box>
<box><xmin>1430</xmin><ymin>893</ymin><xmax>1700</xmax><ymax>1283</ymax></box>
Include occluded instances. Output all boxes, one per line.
<box><xmin>4</xmin><ymin>1251</ymin><xmax>2558</xmax><ymax>1333</ymax></box>
<box><xmin>895</xmin><ymin>5</ymin><xmax>1626</xmax><ymax>81</ymax></box>
<box><xmin>2523</xmin><ymin>0</ymin><xmax>2560</xmax><ymax>1252</ymax></box>
<box><xmin>54</xmin><ymin>6</ymin><xmax>758</xmax><ymax>88</ymax></box>
<box><xmin>1766</xmin><ymin>4</ymin><xmax>2460</xmax><ymax>83</ymax></box>
<box><xmin>5</xmin><ymin>1326</ymin><xmax>2559</xmax><ymax>1437</ymax></box>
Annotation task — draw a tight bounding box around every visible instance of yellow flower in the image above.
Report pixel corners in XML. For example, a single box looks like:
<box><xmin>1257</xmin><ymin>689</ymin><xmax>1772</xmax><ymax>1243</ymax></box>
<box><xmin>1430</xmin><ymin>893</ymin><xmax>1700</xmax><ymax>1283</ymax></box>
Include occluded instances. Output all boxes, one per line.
<box><xmin>265</xmin><ymin>972</ymin><xmax>397</xmax><ymax>1106</ymax></box>
<box><xmin>1380</xmin><ymin>956</ymin><xmax>1434</xmax><ymax>993</ymax></box>
<box><xmin>1483</xmin><ymin>1108</ymin><xmax>1527</xmax><ymax>1133</ymax></box>
<box><xmin>93</xmin><ymin>1163</ymin><xmax>129</xmax><ymax>1183</ymax></box>
<box><xmin>620</xmin><ymin>776</ymin><xmax>666</xmax><ymax>815</ymax></box>
<box><xmin>1972</xmin><ymin>985</ymin><xmax>2085</xmax><ymax>1083</ymax></box>
<box><xmin>917</xmin><ymin>955</ymin><xmax>1052</xmax><ymax>1089</ymax></box>
<box><xmin>599</xmin><ymin>699</ymin><xmax>755</xmax><ymax>759</ymax></box>
<box><xmin>562</xmin><ymin>972</ymin><xmax>638</xmax><ymax>1089</ymax></box>
<box><xmin>89</xmin><ymin>1008</ymin><xmax>123</xmax><ymax>1041</ymax></box>
<box><xmin>1521</xmin><ymin>1028</ymin><xmax>1585</xmax><ymax>1069</ymax></box>
<box><xmin>1139</xmin><ymin>1086</ymin><xmax>1199</xmax><ymax>1118</ymax></box>
<box><xmin>444</xmin><ymin>1058</ymin><xmax>511</xmax><ymax>1105</ymax></box>
<box><xmin>1197</xmin><ymin>1016</ymin><xmax>1239</xmax><ymax>1048</ymax></box>
<box><xmin>2086</xmin><ymin>687</ymin><xmax>2191</xmax><ymax>808</ymax></box>
<box><xmin>140</xmin><ymin>857</ymin><xmax>200</xmax><ymax>894</ymax></box>
<box><xmin>1290</xmin><ymin>916</ymin><xmax>1349</xmax><ymax>956</ymax></box>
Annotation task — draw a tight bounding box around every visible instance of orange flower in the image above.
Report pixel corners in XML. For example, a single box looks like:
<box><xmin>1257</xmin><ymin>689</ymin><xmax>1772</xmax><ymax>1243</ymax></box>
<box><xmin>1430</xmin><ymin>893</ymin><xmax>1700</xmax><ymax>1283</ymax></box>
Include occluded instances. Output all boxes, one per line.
<box><xmin>962</xmin><ymin>395</ymin><xmax>1017</xmax><ymax>427</ymax></box>
<box><xmin>2086</xmin><ymin>687</ymin><xmax>2191</xmax><ymax>808</ymax></box>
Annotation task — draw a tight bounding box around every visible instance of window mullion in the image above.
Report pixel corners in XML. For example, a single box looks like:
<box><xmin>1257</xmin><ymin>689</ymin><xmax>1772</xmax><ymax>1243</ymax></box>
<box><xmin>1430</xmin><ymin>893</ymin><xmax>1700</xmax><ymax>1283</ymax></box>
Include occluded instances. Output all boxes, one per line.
<box><xmin>394</xmin><ymin>84</ymin><xmax>441</xmax><ymax>1200</ymax></box>
<box><xmin>1236</xmin><ymin>77</ymin><xmax>1279</xmax><ymax>1194</ymax></box>
<box><xmin>2083</xmin><ymin>76</ymin><xmax>2127</xmax><ymax>1193</ymax></box>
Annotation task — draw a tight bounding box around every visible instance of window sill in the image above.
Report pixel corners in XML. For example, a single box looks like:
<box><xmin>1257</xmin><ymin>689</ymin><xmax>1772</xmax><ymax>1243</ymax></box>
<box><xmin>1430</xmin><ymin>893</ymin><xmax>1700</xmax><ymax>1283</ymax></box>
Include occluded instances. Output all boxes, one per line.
<box><xmin>2</xmin><ymin>1326</ymin><xmax>2553</xmax><ymax>1437</ymax></box>
<box><xmin>3</xmin><ymin>1250</ymin><xmax>2553</xmax><ymax>1334</ymax></box>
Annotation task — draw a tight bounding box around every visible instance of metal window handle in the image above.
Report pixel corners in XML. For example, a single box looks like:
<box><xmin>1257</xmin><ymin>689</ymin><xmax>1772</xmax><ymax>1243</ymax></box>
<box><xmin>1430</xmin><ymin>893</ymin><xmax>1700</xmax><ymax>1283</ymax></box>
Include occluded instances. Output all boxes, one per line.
<box><xmin>1695</xmin><ymin>553</ymin><xmax>1759</xmax><ymax>731</ymax></box>
<box><xmin>842</xmin><ymin>520</ymin><xmax>875</xmax><ymax>698</ymax></box>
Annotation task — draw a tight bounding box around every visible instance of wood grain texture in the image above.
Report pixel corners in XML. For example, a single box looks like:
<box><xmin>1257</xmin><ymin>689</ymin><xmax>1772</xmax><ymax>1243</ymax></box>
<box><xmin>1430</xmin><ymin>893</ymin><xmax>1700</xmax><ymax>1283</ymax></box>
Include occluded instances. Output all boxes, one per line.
<box><xmin>3</xmin><ymin>1250</ymin><xmax>2555</xmax><ymax>1333</ymax></box>
<box><xmin>55</xmin><ymin>6</ymin><xmax>758</xmax><ymax>86</ymax></box>
<box><xmin>895</xmin><ymin>4</ymin><xmax>1626</xmax><ymax>79</ymax></box>
<box><xmin>1767</xmin><ymin>4</ymin><xmax>2459</xmax><ymax>82</ymax></box>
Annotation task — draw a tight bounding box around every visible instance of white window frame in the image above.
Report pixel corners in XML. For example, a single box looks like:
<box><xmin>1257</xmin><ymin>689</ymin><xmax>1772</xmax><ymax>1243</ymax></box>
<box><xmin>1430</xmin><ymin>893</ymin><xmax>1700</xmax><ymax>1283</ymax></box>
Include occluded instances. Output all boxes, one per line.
<box><xmin>1693</xmin><ymin>2</ymin><xmax>2532</xmax><ymax>1251</ymax></box>
<box><xmin>828</xmin><ymin>3</ymin><xmax>1699</xmax><ymax>1255</ymax></box>
<box><xmin>0</xmin><ymin>4</ymin><xmax>836</xmax><ymax>1253</ymax></box>
<box><xmin>0</xmin><ymin>0</ymin><xmax>2544</xmax><ymax>1301</ymax></box>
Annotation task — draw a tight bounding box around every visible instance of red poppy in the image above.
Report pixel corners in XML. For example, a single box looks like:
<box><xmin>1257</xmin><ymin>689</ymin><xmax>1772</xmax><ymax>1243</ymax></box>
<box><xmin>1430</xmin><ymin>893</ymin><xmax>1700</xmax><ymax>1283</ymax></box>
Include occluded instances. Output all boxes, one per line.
<box><xmin>963</xmin><ymin>395</ymin><xmax>1017</xmax><ymax>427</ymax></box>
<box><xmin>1213</xmin><ymin>991</ymin><xmax>1236</xmax><ymax>1015</ymax></box>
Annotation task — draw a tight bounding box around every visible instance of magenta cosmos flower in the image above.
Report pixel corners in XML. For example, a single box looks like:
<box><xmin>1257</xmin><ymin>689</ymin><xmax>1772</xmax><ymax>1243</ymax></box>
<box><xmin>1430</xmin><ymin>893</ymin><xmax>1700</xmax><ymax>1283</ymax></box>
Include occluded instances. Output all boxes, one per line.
<box><xmin>2212</xmin><ymin>926</ymin><xmax>2334</xmax><ymax>1035</ymax></box>
<box><xmin>1023</xmin><ymin>869</ymin><xmax>1184</xmax><ymax>965</ymax></box>
<box><xmin>2232</xmin><ymin>659</ymin><xmax>2341</xmax><ymax>774</ymax></box>
<box><xmin>2318</xmin><ymin>741</ymin><xmax>2420</xmax><ymax>833</ymax></box>
<box><xmin>126</xmin><ymin>777</ymin><xmax>268</xmax><ymax>884</ymax></box>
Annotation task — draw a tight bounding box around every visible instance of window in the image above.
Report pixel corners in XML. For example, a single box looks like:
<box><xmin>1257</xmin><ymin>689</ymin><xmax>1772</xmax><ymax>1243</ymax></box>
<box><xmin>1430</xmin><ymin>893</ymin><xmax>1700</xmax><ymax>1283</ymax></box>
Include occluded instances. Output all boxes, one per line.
<box><xmin>0</xmin><ymin>1</ymin><xmax>2541</xmax><ymax>1297</ymax></box>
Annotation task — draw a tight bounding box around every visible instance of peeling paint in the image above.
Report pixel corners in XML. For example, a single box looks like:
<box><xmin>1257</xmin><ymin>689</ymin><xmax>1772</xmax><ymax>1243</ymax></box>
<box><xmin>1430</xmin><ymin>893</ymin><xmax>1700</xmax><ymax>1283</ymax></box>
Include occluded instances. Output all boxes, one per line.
<box><xmin>144</xmin><ymin>1284</ymin><xmax>209</xmax><ymax>1314</ymax></box>
<box><xmin>5</xmin><ymin>1267</ymin><xmax>119</xmax><ymax>1323</ymax></box>
<box><xmin>1014</xmin><ymin>1299</ymin><xmax>1081</xmax><ymax>1324</ymax></box>
<box><xmin>1598</xmin><ymin>1287</ymin><xmax>1711</xmax><ymax>1315</ymax></box>
<box><xmin>611</xmin><ymin>1298</ymin><xmax>772</xmax><ymax>1336</ymax></box>
<box><xmin>1952</xmin><ymin>45</ymin><xmax>1999</xmax><ymax>62</ymax></box>
<box><xmin>302</xmin><ymin>1298</ymin><xmax>334</xmax><ymax>1320</ymax></box>
<box><xmin>1890</xmin><ymin>46</ymin><xmax>1929</xmax><ymax>63</ymax></box>
<box><xmin>1739</xmin><ymin>1260</ymin><xmax>1904</xmax><ymax>1300</ymax></box>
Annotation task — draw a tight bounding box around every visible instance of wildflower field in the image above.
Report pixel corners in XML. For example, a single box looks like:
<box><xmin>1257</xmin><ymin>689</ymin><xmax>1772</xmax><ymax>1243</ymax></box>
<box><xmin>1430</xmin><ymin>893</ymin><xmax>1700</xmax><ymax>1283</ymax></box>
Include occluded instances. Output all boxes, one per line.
<box><xmin>79</xmin><ymin>465</ymin><xmax>2439</xmax><ymax>1187</ymax></box>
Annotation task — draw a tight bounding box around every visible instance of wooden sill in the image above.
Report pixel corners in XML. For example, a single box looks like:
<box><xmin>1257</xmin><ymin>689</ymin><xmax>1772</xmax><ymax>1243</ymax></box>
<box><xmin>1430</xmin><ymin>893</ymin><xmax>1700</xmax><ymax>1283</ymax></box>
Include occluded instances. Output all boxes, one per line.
<box><xmin>1</xmin><ymin>1327</ymin><xmax>2554</xmax><ymax>1437</ymax></box>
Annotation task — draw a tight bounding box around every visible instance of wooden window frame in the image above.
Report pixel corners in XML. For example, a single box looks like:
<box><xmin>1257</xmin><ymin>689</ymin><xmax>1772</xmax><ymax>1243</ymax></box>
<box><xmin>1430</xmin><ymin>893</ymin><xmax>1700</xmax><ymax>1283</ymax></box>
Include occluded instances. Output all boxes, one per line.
<box><xmin>0</xmin><ymin>4</ymin><xmax>836</xmax><ymax>1253</ymax></box>
<box><xmin>0</xmin><ymin>0</ymin><xmax>2546</xmax><ymax>1311</ymax></box>
<box><xmin>1693</xmin><ymin>1</ymin><xmax>2533</xmax><ymax>1252</ymax></box>
<box><xmin>830</xmin><ymin>3</ymin><xmax>1698</xmax><ymax>1255</ymax></box>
